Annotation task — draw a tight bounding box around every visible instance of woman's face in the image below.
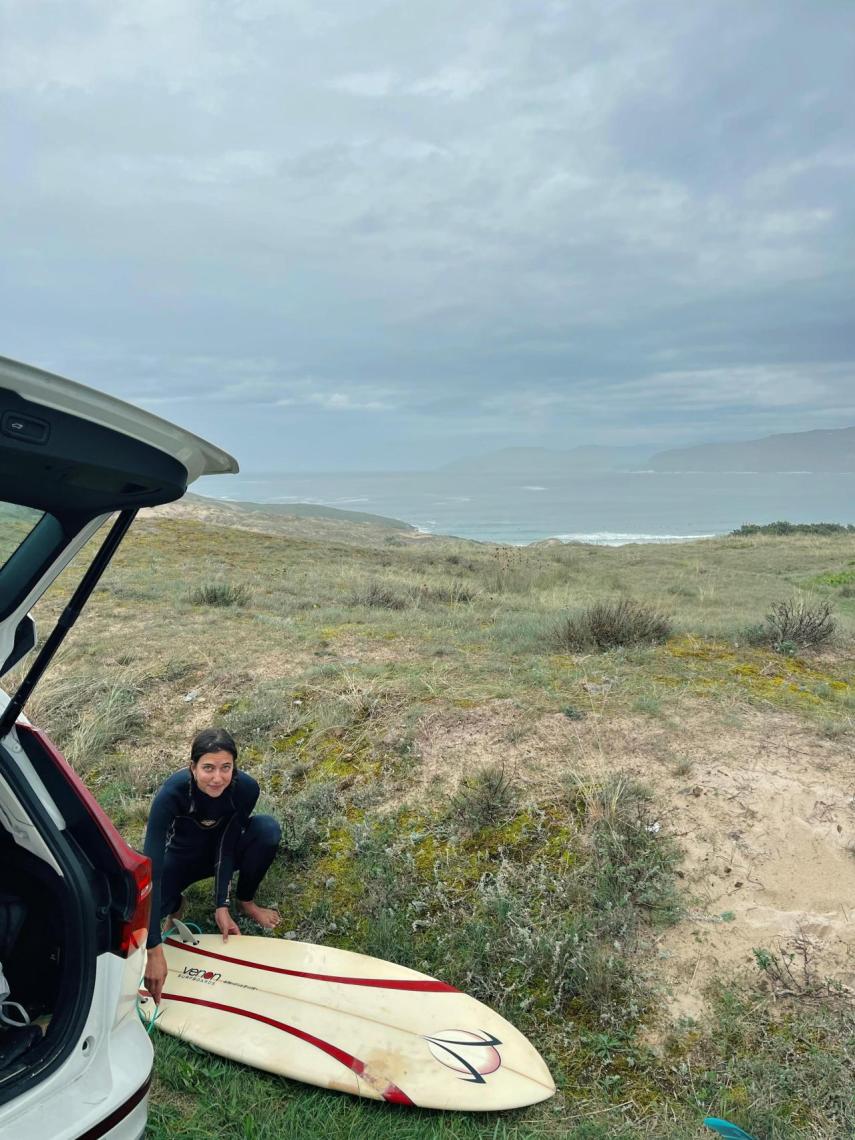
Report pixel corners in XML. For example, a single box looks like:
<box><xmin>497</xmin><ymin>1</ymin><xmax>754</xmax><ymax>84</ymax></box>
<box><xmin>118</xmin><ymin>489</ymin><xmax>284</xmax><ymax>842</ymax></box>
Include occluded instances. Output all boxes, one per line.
<box><xmin>191</xmin><ymin>750</ymin><xmax>235</xmax><ymax>797</ymax></box>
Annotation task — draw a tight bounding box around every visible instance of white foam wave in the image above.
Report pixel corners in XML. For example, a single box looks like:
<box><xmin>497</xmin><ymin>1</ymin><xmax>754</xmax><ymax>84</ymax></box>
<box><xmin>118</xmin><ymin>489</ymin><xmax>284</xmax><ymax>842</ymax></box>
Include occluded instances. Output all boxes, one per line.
<box><xmin>553</xmin><ymin>532</ymin><xmax>718</xmax><ymax>546</ymax></box>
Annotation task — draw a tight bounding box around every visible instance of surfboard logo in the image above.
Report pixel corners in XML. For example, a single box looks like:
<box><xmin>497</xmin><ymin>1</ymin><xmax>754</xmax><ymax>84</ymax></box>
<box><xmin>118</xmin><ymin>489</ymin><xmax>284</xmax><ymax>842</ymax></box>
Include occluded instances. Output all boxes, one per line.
<box><xmin>424</xmin><ymin>1029</ymin><xmax>503</xmax><ymax>1083</ymax></box>
<box><xmin>180</xmin><ymin>965</ymin><xmax>222</xmax><ymax>985</ymax></box>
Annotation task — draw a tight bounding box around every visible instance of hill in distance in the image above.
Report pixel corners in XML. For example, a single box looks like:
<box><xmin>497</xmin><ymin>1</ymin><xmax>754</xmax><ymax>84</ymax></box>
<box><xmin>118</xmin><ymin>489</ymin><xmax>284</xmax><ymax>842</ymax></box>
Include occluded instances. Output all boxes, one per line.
<box><xmin>441</xmin><ymin>426</ymin><xmax>854</xmax><ymax>476</ymax></box>
<box><xmin>649</xmin><ymin>425</ymin><xmax>855</xmax><ymax>473</ymax></box>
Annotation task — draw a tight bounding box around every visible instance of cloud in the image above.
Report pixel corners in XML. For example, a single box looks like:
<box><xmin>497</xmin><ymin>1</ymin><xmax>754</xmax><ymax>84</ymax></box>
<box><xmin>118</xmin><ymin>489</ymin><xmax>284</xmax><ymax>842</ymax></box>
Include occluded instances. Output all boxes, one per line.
<box><xmin>329</xmin><ymin>70</ymin><xmax>398</xmax><ymax>98</ymax></box>
<box><xmin>1</xmin><ymin>0</ymin><xmax>853</xmax><ymax>470</ymax></box>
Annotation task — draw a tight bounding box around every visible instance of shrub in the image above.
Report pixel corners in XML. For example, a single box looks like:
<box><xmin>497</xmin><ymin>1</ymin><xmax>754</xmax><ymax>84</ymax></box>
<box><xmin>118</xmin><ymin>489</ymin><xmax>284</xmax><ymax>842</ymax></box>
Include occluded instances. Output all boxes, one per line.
<box><xmin>763</xmin><ymin>597</ymin><xmax>835</xmax><ymax>649</ymax></box>
<box><xmin>278</xmin><ymin>781</ymin><xmax>338</xmax><ymax>860</ymax></box>
<box><xmin>447</xmin><ymin>764</ymin><xmax>519</xmax><ymax>832</ymax></box>
<box><xmin>550</xmin><ymin>598</ymin><xmax>672</xmax><ymax>652</ymax></box>
<box><xmin>348</xmin><ymin>580</ymin><xmax>407</xmax><ymax>610</ymax></box>
<box><xmin>732</xmin><ymin>521</ymin><xmax>855</xmax><ymax>536</ymax></box>
<box><xmin>188</xmin><ymin>581</ymin><xmax>251</xmax><ymax>607</ymax></box>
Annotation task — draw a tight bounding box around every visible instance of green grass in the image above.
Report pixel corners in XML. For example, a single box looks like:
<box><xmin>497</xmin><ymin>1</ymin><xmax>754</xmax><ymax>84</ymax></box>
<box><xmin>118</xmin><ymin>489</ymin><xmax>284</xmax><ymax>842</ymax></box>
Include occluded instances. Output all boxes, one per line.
<box><xmin>16</xmin><ymin>512</ymin><xmax>855</xmax><ymax>1137</ymax></box>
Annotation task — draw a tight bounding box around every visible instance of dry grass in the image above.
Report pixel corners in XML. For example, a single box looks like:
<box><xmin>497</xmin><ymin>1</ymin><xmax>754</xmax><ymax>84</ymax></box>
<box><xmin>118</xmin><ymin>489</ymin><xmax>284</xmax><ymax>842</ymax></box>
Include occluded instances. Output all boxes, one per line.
<box><xmin>15</xmin><ymin>506</ymin><xmax>855</xmax><ymax>1138</ymax></box>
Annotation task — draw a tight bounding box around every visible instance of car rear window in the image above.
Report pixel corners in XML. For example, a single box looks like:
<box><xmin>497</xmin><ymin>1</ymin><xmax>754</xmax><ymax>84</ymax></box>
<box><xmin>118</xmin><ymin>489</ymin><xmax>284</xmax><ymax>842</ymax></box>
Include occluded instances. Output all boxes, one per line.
<box><xmin>0</xmin><ymin>502</ymin><xmax>45</xmax><ymax>572</ymax></box>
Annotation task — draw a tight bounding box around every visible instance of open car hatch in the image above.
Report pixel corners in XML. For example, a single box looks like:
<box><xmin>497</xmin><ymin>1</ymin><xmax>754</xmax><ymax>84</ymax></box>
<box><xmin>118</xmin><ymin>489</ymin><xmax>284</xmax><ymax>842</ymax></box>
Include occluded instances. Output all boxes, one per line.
<box><xmin>0</xmin><ymin>355</ymin><xmax>238</xmax><ymax>727</ymax></box>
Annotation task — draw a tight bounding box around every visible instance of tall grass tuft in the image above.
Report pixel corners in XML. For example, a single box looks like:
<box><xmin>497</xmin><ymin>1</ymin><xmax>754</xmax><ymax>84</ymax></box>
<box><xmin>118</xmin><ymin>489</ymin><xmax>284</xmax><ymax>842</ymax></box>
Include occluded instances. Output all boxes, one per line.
<box><xmin>447</xmin><ymin>764</ymin><xmax>519</xmax><ymax>832</ymax></box>
<box><xmin>30</xmin><ymin>671</ymin><xmax>144</xmax><ymax>771</ymax></box>
<box><xmin>349</xmin><ymin>580</ymin><xmax>408</xmax><ymax>610</ymax></box>
<box><xmin>188</xmin><ymin>581</ymin><xmax>251</xmax><ymax>607</ymax></box>
<box><xmin>549</xmin><ymin>598</ymin><xmax>672</xmax><ymax>652</ymax></box>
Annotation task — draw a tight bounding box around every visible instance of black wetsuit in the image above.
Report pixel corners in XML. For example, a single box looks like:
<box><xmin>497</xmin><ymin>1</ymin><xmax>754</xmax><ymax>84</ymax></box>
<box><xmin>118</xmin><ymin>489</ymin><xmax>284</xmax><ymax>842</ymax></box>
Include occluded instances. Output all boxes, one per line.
<box><xmin>143</xmin><ymin>769</ymin><xmax>280</xmax><ymax>949</ymax></box>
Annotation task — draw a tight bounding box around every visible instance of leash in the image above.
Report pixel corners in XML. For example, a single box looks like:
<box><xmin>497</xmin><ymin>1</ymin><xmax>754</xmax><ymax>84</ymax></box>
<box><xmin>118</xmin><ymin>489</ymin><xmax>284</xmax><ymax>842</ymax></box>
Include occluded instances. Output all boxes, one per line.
<box><xmin>136</xmin><ymin>920</ymin><xmax>202</xmax><ymax>1034</ymax></box>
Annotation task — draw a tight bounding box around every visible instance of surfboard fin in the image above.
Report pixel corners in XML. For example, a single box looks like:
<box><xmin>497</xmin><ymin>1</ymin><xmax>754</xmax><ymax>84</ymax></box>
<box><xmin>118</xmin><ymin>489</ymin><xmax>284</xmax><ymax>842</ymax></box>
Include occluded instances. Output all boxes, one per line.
<box><xmin>171</xmin><ymin>918</ymin><xmax>200</xmax><ymax>945</ymax></box>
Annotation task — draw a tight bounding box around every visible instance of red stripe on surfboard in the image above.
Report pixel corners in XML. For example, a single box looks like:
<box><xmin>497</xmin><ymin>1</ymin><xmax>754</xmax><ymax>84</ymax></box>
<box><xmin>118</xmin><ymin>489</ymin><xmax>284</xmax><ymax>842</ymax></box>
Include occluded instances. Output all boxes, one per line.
<box><xmin>161</xmin><ymin>991</ymin><xmax>415</xmax><ymax>1105</ymax></box>
<box><xmin>164</xmin><ymin>938</ymin><xmax>458</xmax><ymax>992</ymax></box>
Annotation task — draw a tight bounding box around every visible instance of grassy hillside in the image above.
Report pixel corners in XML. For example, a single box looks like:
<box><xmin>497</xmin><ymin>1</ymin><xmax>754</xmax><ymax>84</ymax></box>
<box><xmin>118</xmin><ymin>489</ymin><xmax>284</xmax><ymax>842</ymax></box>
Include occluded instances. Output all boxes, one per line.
<box><xmin>15</xmin><ymin>511</ymin><xmax>855</xmax><ymax>1139</ymax></box>
<box><xmin>145</xmin><ymin>492</ymin><xmax>418</xmax><ymax>546</ymax></box>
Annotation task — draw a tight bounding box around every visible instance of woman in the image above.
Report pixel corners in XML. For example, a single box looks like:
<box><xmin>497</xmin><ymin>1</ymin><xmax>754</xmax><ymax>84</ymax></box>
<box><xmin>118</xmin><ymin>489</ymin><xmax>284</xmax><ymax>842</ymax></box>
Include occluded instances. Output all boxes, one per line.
<box><xmin>142</xmin><ymin>727</ymin><xmax>281</xmax><ymax>1003</ymax></box>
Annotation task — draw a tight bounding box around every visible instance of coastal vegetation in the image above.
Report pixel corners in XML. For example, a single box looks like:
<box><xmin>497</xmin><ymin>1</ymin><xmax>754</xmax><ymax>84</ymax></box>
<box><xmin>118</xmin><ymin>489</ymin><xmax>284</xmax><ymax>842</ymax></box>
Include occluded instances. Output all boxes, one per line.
<box><xmin>14</xmin><ymin>508</ymin><xmax>855</xmax><ymax>1139</ymax></box>
<box><xmin>731</xmin><ymin>521</ymin><xmax>855</xmax><ymax>536</ymax></box>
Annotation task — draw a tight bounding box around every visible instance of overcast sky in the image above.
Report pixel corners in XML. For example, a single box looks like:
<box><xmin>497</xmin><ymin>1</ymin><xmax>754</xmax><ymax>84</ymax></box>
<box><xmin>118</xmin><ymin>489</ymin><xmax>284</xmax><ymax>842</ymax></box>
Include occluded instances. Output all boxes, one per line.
<box><xmin>2</xmin><ymin>1</ymin><xmax>854</xmax><ymax>472</ymax></box>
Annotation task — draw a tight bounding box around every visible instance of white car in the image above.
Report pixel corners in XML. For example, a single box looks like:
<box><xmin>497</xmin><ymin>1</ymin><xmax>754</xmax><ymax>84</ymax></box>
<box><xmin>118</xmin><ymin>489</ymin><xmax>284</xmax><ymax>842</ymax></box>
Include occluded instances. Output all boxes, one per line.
<box><xmin>0</xmin><ymin>356</ymin><xmax>237</xmax><ymax>1138</ymax></box>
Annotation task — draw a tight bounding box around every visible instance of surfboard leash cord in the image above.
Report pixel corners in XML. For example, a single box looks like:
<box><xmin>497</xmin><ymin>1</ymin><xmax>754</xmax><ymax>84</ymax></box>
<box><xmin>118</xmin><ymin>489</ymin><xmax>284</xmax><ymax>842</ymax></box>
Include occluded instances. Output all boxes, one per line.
<box><xmin>703</xmin><ymin>1117</ymin><xmax>758</xmax><ymax>1139</ymax></box>
<box><xmin>136</xmin><ymin>922</ymin><xmax>203</xmax><ymax>1035</ymax></box>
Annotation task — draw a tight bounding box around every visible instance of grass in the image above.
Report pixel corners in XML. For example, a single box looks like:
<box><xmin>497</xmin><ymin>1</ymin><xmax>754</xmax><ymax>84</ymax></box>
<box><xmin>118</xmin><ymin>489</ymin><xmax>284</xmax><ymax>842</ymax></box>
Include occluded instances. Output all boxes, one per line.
<box><xmin>188</xmin><ymin>581</ymin><xmax>252</xmax><ymax>607</ymax></box>
<box><xmin>17</xmin><ymin>509</ymin><xmax>855</xmax><ymax>1137</ymax></box>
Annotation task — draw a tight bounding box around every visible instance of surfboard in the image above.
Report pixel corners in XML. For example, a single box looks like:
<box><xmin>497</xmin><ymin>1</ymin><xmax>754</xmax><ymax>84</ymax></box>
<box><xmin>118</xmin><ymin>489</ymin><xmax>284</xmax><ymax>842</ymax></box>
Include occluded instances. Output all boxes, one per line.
<box><xmin>143</xmin><ymin>931</ymin><xmax>556</xmax><ymax>1111</ymax></box>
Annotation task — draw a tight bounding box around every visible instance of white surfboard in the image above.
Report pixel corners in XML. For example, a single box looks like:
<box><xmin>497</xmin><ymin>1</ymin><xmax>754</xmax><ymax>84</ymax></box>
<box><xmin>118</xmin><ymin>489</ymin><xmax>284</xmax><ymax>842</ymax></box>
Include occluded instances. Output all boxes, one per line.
<box><xmin>144</xmin><ymin>933</ymin><xmax>555</xmax><ymax>1111</ymax></box>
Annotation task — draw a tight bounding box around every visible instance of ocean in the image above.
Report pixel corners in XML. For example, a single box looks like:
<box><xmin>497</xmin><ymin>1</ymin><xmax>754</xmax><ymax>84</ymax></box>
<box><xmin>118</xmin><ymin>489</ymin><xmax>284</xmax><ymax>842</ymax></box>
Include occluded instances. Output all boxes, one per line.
<box><xmin>197</xmin><ymin>469</ymin><xmax>855</xmax><ymax>546</ymax></box>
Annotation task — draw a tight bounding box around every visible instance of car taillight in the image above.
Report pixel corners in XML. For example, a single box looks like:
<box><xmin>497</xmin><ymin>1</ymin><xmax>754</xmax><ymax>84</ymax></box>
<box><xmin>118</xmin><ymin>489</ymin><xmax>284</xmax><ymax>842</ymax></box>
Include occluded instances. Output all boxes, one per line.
<box><xmin>117</xmin><ymin>848</ymin><xmax>153</xmax><ymax>957</ymax></box>
<box><xmin>16</xmin><ymin>724</ymin><xmax>154</xmax><ymax>958</ymax></box>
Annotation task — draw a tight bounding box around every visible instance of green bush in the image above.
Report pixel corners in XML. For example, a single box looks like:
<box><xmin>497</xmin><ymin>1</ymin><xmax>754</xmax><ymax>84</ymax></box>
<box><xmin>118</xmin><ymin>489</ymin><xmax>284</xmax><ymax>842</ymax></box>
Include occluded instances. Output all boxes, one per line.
<box><xmin>550</xmin><ymin>598</ymin><xmax>672</xmax><ymax>652</ymax></box>
<box><xmin>732</xmin><ymin>521</ymin><xmax>855</xmax><ymax>536</ymax></box>
<box><xmin>188</xmin><ymin>581</ymin><xmax>251</xmax><ymax>607</ymax></box>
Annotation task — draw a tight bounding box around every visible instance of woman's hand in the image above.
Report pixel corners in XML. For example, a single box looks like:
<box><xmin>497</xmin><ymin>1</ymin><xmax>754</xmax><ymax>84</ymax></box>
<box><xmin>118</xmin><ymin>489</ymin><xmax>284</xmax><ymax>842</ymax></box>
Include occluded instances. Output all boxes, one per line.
<box><xmin>215</xmin><ymin>906</ymin><xmax>240</xmax><ymax>942</ymax></box>
<box><xmin>143</xmin><ymin>945</ymin><xmax>168</xmax><ymax>1005</ymax></box>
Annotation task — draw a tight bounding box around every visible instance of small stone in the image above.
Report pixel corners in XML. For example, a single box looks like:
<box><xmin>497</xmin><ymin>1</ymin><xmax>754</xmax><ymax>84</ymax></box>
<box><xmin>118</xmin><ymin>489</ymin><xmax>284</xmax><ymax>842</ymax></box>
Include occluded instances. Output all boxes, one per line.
<box><xmin>692</xmin><ymin>785</ymin><xmax>703</xmax><ymax>797</ymax></box>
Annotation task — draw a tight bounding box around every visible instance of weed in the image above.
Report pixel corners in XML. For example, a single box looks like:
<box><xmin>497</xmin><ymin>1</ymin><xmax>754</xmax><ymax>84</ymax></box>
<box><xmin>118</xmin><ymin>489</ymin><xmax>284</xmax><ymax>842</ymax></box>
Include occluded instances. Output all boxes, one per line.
<box><xmin>762</xmin><ymin>596</ymin><xmax>836</xmax><ymax>649</ymax></box>
<box><xmin>753</xmin><ymin>932</ymin><xmax>851</xmax><ymax>1006</ymax></box>
<box><xmin>413</xmin><ymin>580</ymin><xmax>478</xmax><ymax>605</ymax></box>
<box><xmin>349</xmin><ymin>580</ymin><xmax>408</xmax><ymax>610</ymax></box>
<box><xmin>224</xmin><ymin>680</ymin><xmax>303</xmax><ymax>743</ymax></box>
<box><xmin>573</xmin><ymin>775</ymin><xmax>683</xmax><ymax>936</ymax></box>
<box><xmin>673</xmin><ymin>755</ymin><xmax>693</xmax><ymax>776</ymax></box>
<box><xmin>550</xmin><ymin>598</ymin><xmax>672</xmax><ymax>653</ymax></box>
<box><xmin>447</xmin><ymin>764</ymin><xmax>519</xmax><ymax>832</ymax></box>
<box><xmin>188</xmin><ymin>581</ymin><xmax>251</xmax><ymax>607</ymax></box>
<box><xmin>814</xmin><ymin>570</ymin><xmax>855</xmax><ymax>587</ymax></box>
<box><xmin>30</xmin><ymin>669</ymin><xmax>143</xmax><ymax>771</ymax></box>
<box><xmin>278</xmin><ymin>780</ymin><xmax>339</xmax><ymax>859</ymax></box>
<box><xmin>633</xmin><ymin>693</ymin><xmax>663</xmax><ymax>717</ymax></box>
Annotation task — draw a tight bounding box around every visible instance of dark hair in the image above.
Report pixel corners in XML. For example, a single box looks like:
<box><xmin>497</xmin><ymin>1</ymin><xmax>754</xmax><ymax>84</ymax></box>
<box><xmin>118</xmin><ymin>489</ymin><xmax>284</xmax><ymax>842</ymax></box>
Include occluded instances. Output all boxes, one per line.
<box><xmin>190</xmin><ymin>727</ymin><xmax>238</xmax><ymax>765</ymax></box>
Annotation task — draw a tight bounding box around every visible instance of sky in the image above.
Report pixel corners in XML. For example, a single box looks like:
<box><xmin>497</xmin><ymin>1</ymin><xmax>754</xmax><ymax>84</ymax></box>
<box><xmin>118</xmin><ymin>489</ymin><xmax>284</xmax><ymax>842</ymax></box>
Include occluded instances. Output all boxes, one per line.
<box><xmin>2</xmin><ymin>0</ymin><xmax>854</xmax><ymax>472</ymax></box>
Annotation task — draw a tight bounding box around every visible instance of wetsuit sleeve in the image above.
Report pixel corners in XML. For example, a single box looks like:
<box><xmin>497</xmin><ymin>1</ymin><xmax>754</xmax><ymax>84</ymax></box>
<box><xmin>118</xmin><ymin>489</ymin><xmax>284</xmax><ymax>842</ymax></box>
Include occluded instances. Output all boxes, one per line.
<box><xmin>213</xmin><ymin>776</ymin><xmax>259</xmax><ymax>909</ymax></box>
<box><xmin>143</xmin><ymin>779</ymin><xmax>183</xmax><ymax>949</ymax></box>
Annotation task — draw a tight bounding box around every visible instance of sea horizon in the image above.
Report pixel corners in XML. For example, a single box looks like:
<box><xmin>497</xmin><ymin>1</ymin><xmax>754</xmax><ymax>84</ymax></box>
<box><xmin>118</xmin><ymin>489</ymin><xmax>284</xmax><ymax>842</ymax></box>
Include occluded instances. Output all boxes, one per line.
<box><xmin>196</xmin><ymin>469</ymin><xmax>855</xmax><ymax>547</ymax></box>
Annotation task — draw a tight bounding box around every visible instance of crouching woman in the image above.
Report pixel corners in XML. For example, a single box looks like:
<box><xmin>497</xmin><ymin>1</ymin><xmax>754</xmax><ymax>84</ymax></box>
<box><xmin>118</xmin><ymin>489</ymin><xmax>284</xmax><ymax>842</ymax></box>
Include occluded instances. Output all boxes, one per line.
<box><xmin>142</xmin><ymin>727</ymin><xmax>281</xmax><ymax>1003</ymax></box>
